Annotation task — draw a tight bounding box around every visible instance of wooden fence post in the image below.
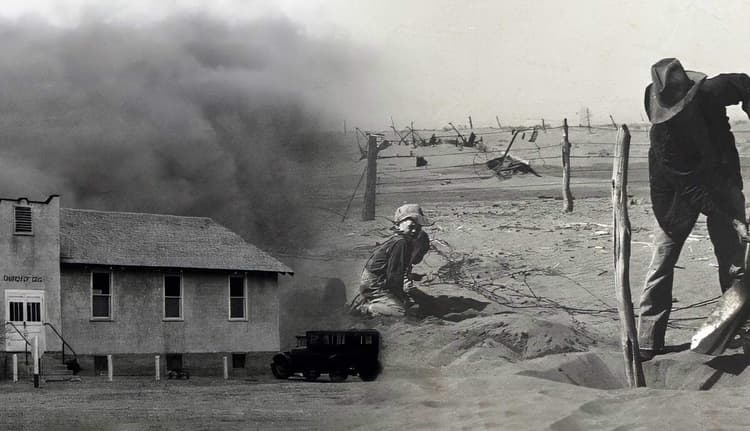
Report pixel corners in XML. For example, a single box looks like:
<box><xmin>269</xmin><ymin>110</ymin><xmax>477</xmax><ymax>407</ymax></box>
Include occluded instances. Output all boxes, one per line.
<box><xmin>107</xmin><ymin>354</ymin><xmax>113</xmax><ymax>382</ymax></box>
<box><xmin>496</xmin><ymin>116</ymin><xmax>502</xmax><ymax>128</ymax></box>
<box><xmin>541</xmin><ymin>118</ymin><xmax>547</xmax><ymax>132</ymax></box>
<box><xmin>362</xmin><ymin>135</ymin><xmax>377</xmax><ymax>221</ymax></box>
<box><xmin>612</xmin><ymin>124</ymin><xmax>646</xmax><ymax>388</ymax></box>
<box><xmin>33</xmin><ymin>337</ymin><xmax>39</xmax><ymax>388</ymax></box>
<box><xmin>561</xmin><ymin>119</ymin><xmax>573</xmax><ymax>212</ymax></box>
<box><xmin>12</xmin><ymin>354</ymin><xmax>17</xmax><ymax>382</ymax></box>
<box><xmin>448</xmin><ymin>122</ymin><xmax>468</xmax><ymax>147</ymax></box>
<box><xmin>468</xmin><ymin>116</ymin><xmax>473</xmax><ymax>130</ymax></box>
<box><xmin>610</xmin><ymin>114</ymin><xmax>618</xmax><ymax>129</ymax></box>
<box><xmin>155</xmin><ymin>355</ymin><xmax>161</xmax><ymax>381</ymax></box>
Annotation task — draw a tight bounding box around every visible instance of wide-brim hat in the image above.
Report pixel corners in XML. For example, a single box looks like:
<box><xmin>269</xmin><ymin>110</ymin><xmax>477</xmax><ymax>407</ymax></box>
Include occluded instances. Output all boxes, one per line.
<box><xmin>393</xmin><ymin>203</ymin><xmax>430</xmax><ymax>226</ymax></box>
<box><xmin>645</xmin><ymin>58</ymin><xmax>706</xmax><ymax>124</ymax></box>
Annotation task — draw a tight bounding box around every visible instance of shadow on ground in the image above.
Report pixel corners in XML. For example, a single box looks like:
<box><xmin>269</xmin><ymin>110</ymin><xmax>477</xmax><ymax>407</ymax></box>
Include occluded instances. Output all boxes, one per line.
<box><xmin>408</xmin><ymin>288</ymin><xmax>490</xmax><ymax>321</ymax></box>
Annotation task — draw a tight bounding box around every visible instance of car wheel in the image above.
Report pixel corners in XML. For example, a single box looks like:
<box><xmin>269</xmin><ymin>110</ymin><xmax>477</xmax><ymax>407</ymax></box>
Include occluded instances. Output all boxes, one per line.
<box><xmin>271</xmin><ymin>362</ymin><xmax>291</xmax><ymax>379</ymax></box>
<box><xmin>358</xmin><ymin>362</ymin><xmax>381</xmax><ymax>382</ymax></box>
<box><xmin>303</xmin><ymin>370</ymin><xmax>320</xmax><ymax>381</ymax></box>
<box><xmin>329</xmin><ymin>369</ymin><xmax>348</xmax><ymax>383</ymax></box>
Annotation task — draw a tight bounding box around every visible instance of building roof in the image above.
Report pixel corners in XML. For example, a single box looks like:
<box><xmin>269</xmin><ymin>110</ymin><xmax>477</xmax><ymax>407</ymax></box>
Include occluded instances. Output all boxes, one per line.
<box><xmin>59</xmin><ymin>208</ymin><xmax>292</xmax><ymax>274</ymax></box>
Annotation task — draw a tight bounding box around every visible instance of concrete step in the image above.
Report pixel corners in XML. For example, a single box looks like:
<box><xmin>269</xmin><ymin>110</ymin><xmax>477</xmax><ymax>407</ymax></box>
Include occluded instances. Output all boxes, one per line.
<box><xmin>44</xmin><ymin>375</ymin><xmax>81</xmax><ymax>383</ymax></box>
<box><xmin>42</xmin><ymin>368</ymin><xmax>73</xmax><ymax>376</ymax></box>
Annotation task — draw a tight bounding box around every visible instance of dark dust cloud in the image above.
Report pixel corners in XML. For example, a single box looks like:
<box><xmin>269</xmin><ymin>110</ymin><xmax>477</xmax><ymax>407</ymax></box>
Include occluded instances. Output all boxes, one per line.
<box><xmin>0</xmin><ymin>14</ymin><xmax>370</xmax><ymax>249</ymax></box>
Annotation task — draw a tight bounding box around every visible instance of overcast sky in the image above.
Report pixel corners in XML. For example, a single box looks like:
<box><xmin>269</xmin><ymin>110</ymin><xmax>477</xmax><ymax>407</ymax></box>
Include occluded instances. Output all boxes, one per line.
<box><xmin>3</xmin><ymin>0</ymin><xmax>750</xmax><ymax>128</ymax></box>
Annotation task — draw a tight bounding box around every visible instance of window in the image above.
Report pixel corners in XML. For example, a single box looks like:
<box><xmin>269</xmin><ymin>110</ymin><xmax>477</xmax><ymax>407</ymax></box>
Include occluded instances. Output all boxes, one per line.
<box><xmin>229</xmin><ymin>275</ymin><xmax>246</xmax><ymax>320</ymax></box>
<box><xmin>232</xmin><ymin>353</ymin><xmax>246</xmax><ymax>369</ymax></box>
<box><xmin>9</xmin><ymin>302</ymin><xmax>23</xmax><ymax>322</ymax></box>
<box><xmin>92</xmin><ymin>272</ymin><xmax>112</xmax><ymax>319</ymax></box>
<box><xmin>164</xmin><ymin>274</ymin><xmax>182</xmax><ymax>319</ymax></box>
<box><xmin>26</xmin><ymin>302</ymin><xmax>41</xmax><ymax>322</ymax></box>
<box><xmin>14</xmin><ymin>206</ymin><xmax>32</xmax><ymax>234</ymax></box>
<box><xmin>94</xmin><ymin>356</ymin><xmax>108</xmax><ymax>375</ymax></box>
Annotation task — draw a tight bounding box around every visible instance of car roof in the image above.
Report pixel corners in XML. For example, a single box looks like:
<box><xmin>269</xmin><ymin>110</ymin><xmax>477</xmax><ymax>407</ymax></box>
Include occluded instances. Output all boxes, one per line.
<box><xmin>305</xmin><ymin>330</ymin><xmax>379</xmax><ymax>335</ymax></box>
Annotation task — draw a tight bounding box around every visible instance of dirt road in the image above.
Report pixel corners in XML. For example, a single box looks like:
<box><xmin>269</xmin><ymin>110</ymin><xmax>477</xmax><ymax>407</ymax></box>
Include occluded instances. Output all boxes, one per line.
<box><xmin>0</xmin><ymin>376</ymin><xmax>374</xmax><ymax>430</ymax></box>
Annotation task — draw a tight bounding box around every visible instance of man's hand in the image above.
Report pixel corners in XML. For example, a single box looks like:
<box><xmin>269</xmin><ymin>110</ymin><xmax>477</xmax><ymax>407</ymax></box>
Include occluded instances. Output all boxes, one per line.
<box><xmin>403</xmin><ymin>279</ymin><xmax>416</xmax><ymax>294</ymax></box>
<box><xmin>732</xmin><ymin>218</ymin><xmax>750</xmax><ymax>242</ymax></box>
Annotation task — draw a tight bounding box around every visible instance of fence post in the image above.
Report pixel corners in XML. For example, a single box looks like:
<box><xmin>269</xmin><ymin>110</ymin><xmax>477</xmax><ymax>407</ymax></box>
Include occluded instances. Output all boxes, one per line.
<box><xmin>223</xmin><ymin>356</ymin><xmax>229</xmax><ymax>380</ymax></box>
<box><xmin>496</xmin><ymin>116</ymin><xmax>502</xmax><ymax>128</ymax></box>
<box><xmin>612</xmin><ymin>124</ymin><xmax>646</xmax><ymax>388</ymax></box>
<box><xmin>12</xmin><ymin>354</ymin><xmax>17</xmax><ymax>382</ymax></box>
<box><xmin>107</xmin><ymin>354</ymin><xmax>113</xmax><ymax>382</ymax></box>
<box><xmin>541</xmin><ymin>118</ymin><xmax>547</xmax><ymax>132</ymax></box>
<box><xmin>33</xmin><ymin>337</ymin><xmax>39</xmax><ymax>388</ymax></box>
<box><xmin>561</xmin><ymin>119</ymin><xmax>574</xmax><ymax>213</ymax></box>
<box><xmin>155</xmin><ymin>355</ymin><xmax>161</xmax><ymax>381</ymax></box>
<box><xmin>610</xmin><ymin>114</ymin><xmax>618</xmax><ymax>129</ymax></box>
<box><xmin>362</xmin><ymin>135</ymin><xmax>377</xmax><ymax>221</ymax></box>
<box><xmin>468</xmin><ymin>115</ymin><xmax>473</xmax><ymax>130</ymax></box>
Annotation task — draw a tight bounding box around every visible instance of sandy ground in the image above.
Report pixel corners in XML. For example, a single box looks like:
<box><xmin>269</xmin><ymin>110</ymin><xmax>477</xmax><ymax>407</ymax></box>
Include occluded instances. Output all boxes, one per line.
<box><xmin>5</xmin><ymin>127</ymin><xmax>750</xmax><ymax>430</ymax></box>
<box><xmin>277</xmin><ymin>126</ymin><xmax>750</xmax><ymax>430</ymax></box>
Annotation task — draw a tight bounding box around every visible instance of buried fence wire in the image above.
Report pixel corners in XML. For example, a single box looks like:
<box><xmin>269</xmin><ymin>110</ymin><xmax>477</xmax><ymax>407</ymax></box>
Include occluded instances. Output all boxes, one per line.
<box><xmin>428</xmin><ymin>240</ymin><xmax>619</xmax><ymax>316</ymax></box>
<box><xmin>379</xmin><ymin>154</ymin><xmax>650</xmax><ymax>176</ymax></box>
<box><xmin>424</xmin><ymin>237</ymin><xmax>720</xmax><ymax>322</ymax></box>
<box><xmin>375</xmin><ymin>180</ymin><xmax>652</xmax><ymax>195</ymax></box>
<box><xmin>670</xmin><ymin>295</ymin><xmax>720</xmax><ymax>312</ymax></box>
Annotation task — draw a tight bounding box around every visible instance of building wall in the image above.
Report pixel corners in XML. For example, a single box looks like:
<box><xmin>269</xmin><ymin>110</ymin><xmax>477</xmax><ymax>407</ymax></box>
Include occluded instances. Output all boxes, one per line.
<box><xmin>0</xmin><ymin>196</ymin><xmax>62</xmax><ymax>352</ymax></box>
<box><xmin>61</xmin><ymin>266</ymin><xmax>279</xmax><ymax>355</ymax></box>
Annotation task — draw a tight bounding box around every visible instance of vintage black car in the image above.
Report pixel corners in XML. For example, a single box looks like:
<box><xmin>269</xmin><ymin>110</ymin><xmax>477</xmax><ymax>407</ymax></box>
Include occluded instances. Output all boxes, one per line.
<box><xmin>271</xmin><ymin>330</ymin><xmax>381</xmax><ymax>382</ymax></box>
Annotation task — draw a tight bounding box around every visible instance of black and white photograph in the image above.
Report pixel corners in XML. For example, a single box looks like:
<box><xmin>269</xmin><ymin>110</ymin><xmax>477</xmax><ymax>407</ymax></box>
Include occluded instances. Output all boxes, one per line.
<box><xmin>2</xmin><ymin>1</ymin><xmax>750</xmax><ymax>429</ymax></box>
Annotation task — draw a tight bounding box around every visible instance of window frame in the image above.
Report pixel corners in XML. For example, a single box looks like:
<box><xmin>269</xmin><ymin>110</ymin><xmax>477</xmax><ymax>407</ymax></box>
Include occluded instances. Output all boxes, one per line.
<box><xmin>90</xmin><ymin>271</ymin><xmax>113</xmax><ymax>321</ymax></box>
<box><xmin>163</xmin><ymin>273</ymin><xmax>183</xmax><ymax>321</ymax></box>
<box><xmin>228</xmin><ymin>274</ymin><xmax>247</xmax><ymax>321</ymax></box>
<box><xmin>13</xmin><ymin>205</ymin><xmax>33</xmax><ymax>235</ymax></box>
<box><xmin>232</xmin><ymin>353</ymin><xmax>246</xmax><ymax>369</ymax></box>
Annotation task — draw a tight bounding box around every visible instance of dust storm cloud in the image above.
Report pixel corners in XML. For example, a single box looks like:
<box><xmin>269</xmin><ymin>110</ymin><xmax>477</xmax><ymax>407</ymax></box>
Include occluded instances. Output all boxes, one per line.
<box><xmin>0</xmin><ymin>14</ymin><xmax>370</xmax><ymax>248</ymax></box>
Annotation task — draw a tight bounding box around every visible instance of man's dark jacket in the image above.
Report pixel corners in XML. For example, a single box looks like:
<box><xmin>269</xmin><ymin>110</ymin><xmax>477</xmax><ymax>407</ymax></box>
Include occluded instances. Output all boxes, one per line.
<box><xmin>647</xmin><ymin>74</ymin><xmax>750</xmax><ymax>238</ymax></box>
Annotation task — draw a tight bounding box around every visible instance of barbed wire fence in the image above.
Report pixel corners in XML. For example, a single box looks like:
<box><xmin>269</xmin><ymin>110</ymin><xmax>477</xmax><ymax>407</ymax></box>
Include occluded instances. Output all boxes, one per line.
<box><xmin>316</xmin><ymin>119</ymin><xmax>750</xmax><ymax>325</ymax></box>
<box><xmin>339</xmin><ymin>119</ymin><xmax>661</xmax><ymax>222</ymax></box>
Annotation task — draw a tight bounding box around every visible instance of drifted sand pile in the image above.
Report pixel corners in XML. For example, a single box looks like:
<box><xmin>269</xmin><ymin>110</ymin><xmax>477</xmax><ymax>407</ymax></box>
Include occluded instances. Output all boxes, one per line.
<box><xmin>377</xmin><ymin>312</ymin><xmax>595</xmax><ymax>369</ymax></box>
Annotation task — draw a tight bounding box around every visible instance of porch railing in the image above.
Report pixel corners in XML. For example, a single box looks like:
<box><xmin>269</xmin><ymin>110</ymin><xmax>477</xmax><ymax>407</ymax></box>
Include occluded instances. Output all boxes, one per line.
<box><xmin>4</xmin><ymin>321</ymin><xmax>31</xmax><ymax>365</ymax></box>
<box><xmin>43</xmin><ymin>322</ymin><xmax>77</xmax><ymax>366</ymax></box>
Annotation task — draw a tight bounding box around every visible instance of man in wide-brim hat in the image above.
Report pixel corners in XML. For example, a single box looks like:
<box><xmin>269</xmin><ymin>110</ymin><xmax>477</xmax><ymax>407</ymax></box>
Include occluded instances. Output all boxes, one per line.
<box><xmin>639</xmin><ymin>58</ymin><xmax>750</xmax><ymax>360</ymax></box>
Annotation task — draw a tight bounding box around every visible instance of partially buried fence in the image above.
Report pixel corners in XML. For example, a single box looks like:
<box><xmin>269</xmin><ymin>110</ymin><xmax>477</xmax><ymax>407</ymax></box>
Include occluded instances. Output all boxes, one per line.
<box><xmin>343</xmin><ymin>119</ymin><xmax>657</xmax><ymax>221</ymax></box>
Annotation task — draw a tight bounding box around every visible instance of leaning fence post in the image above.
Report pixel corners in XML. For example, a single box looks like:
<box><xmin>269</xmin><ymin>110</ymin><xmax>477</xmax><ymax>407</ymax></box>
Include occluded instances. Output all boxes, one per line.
<box><xmin>362</xmin><ymin>135</ymin><xmax>377</xmax><ymax>221</ymax></box>
<box><xmin>612</xmin><ymin>124</ymin><xmax>646</xmax><ymax>388</ymax></box>
<box><xmin>561</xmin><ymin>119</ymin><xmax>574</xmax><ymax>212</ymax></box>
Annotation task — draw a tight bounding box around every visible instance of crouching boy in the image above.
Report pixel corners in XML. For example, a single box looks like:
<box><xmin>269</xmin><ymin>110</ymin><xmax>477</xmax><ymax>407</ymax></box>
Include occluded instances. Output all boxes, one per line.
<box><xmin>352</xmin><ymin>204</ymin><xmax>430</xmax><ymax>317</ymax></box>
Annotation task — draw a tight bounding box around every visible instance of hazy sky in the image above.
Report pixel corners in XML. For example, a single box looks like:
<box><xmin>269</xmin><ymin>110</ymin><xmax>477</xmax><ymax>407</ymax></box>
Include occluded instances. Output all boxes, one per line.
<box><xmin>3</xmin><ymin>0</ymin><xmax>750</xmax><ymax>128</ymax></box>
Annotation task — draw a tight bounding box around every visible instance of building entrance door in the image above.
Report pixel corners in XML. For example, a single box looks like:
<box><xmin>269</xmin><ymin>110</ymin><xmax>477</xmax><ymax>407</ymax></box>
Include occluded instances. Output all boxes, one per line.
<box><xmin>4</xmin><ymin>290</ymin><xmax>45</xmax><ymax>352</ymax></box>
